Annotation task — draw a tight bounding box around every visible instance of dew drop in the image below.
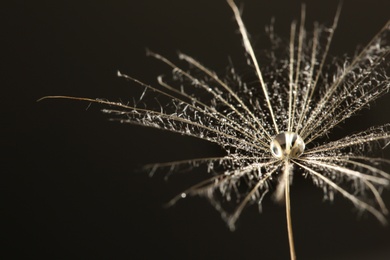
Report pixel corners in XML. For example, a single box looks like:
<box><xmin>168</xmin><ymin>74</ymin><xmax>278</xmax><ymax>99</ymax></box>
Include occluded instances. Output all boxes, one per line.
<box><xmin>270</xmin><ymin>132</ymin><xmax>305</xmax><ymax>159</ymax></box>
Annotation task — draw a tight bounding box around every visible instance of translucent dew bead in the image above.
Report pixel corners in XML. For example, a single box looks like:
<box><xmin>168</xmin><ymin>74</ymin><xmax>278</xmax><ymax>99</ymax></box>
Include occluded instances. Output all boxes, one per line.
<box><xmin>270</xmin><ymin>132</ymin><xmax>305</xmax><ymax>159</ymax></box>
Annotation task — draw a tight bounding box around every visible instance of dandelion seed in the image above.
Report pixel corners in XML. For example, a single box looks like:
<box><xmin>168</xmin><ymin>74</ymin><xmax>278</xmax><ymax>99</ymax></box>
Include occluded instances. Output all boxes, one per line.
<box><xmin>39</xmin><ymin>0</ymin><xmax>390</xmax><ymax>259</ymax></box>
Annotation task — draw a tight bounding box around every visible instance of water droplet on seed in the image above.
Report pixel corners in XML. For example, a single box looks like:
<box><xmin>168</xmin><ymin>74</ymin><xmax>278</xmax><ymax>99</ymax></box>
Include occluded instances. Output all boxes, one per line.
<box><xmin>270</xmin><ymin>132</ymin><xmax>305</xmax><ymax>159</ymax></box>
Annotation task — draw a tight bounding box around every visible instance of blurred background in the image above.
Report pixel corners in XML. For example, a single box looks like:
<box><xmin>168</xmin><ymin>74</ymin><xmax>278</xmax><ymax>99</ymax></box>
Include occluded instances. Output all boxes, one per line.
<box><xmin>3</xmin><ymin>0</ymin><xmax>390</xmax><ymax>259</ymax></box>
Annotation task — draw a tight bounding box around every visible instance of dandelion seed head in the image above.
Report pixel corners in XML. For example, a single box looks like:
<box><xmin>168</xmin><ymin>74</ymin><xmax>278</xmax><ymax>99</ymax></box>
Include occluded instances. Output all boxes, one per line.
<box><xmin>39</xmin><ymin>0</ymin><xmax>390</xmax><ymax>259</ymax></box>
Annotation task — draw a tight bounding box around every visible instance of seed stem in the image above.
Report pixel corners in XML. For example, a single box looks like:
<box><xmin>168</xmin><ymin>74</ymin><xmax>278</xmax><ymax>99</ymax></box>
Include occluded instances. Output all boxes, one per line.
<box><xmin>284</xmin><ymin>160</ymin><xmax>296</xmax><ymax>260</ymax></box>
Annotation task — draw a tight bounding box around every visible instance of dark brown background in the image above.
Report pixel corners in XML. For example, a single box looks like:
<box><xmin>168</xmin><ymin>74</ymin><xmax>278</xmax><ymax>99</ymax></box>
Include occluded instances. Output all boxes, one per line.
<box><xmin>3</xmin><ymin>0</ymin><xmax>390</xmax><ymax>259</ymax></box>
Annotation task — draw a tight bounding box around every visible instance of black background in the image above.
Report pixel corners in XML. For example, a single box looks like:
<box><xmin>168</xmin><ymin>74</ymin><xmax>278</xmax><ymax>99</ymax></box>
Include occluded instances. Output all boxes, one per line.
<box><xmin>3</xmin><ymin>0</ymin><xmax>390</xmax><ymax>259</ymax></box>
